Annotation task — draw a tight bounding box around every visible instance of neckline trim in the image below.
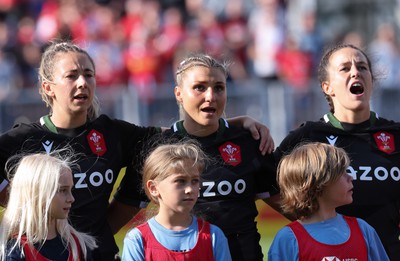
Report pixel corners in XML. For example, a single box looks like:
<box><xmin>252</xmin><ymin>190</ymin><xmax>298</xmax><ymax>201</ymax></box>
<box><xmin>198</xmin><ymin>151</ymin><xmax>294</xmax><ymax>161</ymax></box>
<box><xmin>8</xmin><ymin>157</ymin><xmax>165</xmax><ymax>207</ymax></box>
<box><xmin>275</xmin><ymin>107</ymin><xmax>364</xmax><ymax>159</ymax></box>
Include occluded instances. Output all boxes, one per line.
<box><xmin>40</xmin><ymin>115</ymin><xmax>58</xmax><ymax>133</ymax></box>
<box><xmin>323</xmin><ymin>111</ymin><xmax>377</xmax><ymax>130</ymax></box>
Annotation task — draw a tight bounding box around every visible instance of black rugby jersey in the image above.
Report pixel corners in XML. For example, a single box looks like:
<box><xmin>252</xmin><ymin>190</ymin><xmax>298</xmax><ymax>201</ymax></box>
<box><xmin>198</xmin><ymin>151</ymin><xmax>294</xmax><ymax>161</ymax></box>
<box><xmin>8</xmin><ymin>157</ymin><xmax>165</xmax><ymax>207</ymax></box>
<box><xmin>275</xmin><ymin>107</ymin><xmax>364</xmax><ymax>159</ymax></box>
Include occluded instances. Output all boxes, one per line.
<box><xmin>0</xmin><ymin>114</ymin><xmax>159</xmax><ymax>259</ymax></box>
<box><xmin>161</xmin><ymin>119</ymin><xmax>278</xmax><ymax>261</ymax></box>
<box><xmin>275</xmin><ymin>112</ymin><xmax>400</xmax><ymax>260</ymax></box>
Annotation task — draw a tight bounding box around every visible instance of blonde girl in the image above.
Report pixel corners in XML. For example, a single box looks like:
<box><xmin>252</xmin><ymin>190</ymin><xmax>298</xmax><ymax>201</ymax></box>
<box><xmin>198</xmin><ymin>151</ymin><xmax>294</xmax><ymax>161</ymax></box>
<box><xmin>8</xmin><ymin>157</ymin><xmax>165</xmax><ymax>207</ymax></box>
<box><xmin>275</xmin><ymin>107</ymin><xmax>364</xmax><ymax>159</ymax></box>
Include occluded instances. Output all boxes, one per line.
<box><xmin>122</xmin><ymin>140</ymin><xmax>231</xmax><ymax>261</ymax></box>
<box><xmin>0</xmin><ymin>149</ymin><xmax>97</xmax><ymax>260</ymax></box>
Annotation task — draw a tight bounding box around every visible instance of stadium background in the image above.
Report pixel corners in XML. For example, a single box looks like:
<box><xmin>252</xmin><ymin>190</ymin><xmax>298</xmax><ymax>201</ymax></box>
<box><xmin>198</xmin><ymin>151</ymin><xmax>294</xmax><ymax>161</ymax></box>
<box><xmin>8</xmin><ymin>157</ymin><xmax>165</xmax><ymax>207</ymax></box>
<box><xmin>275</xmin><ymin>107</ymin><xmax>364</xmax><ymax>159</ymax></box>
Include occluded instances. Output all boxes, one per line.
<box><xmin>1</xmin><ymin>0</ymin><xmax>400</xmax><ymax>260</ymax></box>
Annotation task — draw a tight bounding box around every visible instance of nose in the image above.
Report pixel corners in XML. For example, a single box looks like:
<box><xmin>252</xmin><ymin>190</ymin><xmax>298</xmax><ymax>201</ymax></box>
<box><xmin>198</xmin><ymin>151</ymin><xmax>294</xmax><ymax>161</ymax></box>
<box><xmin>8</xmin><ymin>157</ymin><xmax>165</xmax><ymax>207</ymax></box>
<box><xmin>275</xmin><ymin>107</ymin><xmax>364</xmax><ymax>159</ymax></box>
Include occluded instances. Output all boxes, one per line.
<box><xmin>350</xmin><ymin>66</ymin><xmax>360</xmax><ymax>78</ymax></box>
<box><xmin>347</xmin><ymin>173</ymin><xmax>354</xmax><ymax>182</ymax></box>
<box><xmin>68</xmin><ymin>192</ymin><xmax>75</xmax><ymax>203</ymax></box>
<box><xmin>204</xmin><ymin>87</ymin><xmax>215</xmax><ymax>102</ymax></box>
<box><xmin>185</xmin><ymin>184</ymin><xmax>195</xmax><ymax>194</ymax></box>
<box><xmin>77</xmin><ymin>75</ymin><xmax>87</xmax><ymax>89</ymax></box>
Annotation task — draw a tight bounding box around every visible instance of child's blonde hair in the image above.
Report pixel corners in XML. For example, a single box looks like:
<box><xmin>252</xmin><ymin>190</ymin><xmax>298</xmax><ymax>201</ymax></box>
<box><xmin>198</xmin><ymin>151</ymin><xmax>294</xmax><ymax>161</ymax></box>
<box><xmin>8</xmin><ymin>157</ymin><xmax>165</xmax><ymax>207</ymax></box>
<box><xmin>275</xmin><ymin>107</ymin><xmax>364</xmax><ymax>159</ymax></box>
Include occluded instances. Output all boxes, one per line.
<box><xmin>0</xmin><ymin>149</ymin><xmax>97</xmax><ymax>260</ymax></box>
<box><xmin>277</xmin><ymin>142</ymin><xmax>350</xmax><ymax>219</ymax></box>
<box><xmin>142</xmin><ymin>139</ymin><xmax>207</xmax><ymax>205</ymax></box>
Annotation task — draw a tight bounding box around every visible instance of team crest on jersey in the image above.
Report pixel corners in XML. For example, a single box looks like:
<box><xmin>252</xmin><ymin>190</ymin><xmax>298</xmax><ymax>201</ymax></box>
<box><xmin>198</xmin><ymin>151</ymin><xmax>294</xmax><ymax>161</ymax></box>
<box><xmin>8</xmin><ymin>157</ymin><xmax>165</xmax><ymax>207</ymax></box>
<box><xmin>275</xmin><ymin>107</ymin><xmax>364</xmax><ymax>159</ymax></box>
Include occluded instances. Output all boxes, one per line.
<box><xmin>219</xmin><ymin>142</ymin><xmax>241</xmax><ymax>166</ymax></box>
<box><xmin>87</xmin><ymin>129</ymin><xmax>107</xmax><ymax>156</ymax></box>
<box><xmin>373</xmin><ymin>131</ymin><xmax>395</xmax><ymax>154</ymax></box>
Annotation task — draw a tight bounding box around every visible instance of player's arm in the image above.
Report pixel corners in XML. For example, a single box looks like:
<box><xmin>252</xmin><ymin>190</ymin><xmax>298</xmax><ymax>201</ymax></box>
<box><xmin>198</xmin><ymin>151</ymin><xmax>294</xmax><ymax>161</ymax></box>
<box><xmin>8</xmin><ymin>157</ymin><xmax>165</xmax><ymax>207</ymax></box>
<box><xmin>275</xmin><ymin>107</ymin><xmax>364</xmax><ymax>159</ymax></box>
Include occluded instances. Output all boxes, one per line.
<box><xmin>226</xmin><ymin>116</ymin><xmax>274</xmax><ymax>155</ymax></box>
<box><xmin>263</xmin><ymin>194</ymin><xmax>295</xmax><ymax>221</ymax></box>
<box><xmin>107</xmin><ymin>199</ymin><xmax>141</xmax><ymax>235</ymax></box>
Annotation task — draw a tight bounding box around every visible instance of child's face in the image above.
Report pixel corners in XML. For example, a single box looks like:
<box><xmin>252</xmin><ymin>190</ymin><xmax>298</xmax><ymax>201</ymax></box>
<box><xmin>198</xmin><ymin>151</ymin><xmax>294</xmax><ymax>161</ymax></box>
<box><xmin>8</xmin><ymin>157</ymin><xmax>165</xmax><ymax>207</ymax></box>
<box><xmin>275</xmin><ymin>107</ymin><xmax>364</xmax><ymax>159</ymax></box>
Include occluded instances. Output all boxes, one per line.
<box><xmin>150</xmin><ymin>166</ymin><xmax>200</xmax><ymax>216</ymax></box>
<box><xmin>320</xmin><ymin>172</ymin><xmax>353</xmax><ymax>209</ymax></box>
<box><xmin>50</xmin><ymin>169</ymin><xmax>75</xmax><ymax>220</ymax></box>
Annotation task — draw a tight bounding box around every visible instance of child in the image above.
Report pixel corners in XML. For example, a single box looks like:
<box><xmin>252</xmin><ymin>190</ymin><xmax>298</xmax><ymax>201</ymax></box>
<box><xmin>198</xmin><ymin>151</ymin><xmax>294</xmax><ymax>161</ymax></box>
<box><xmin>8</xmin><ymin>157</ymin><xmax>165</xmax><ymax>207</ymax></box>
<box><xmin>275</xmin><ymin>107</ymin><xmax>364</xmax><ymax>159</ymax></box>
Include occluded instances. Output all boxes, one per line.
<box><xmin>121</xmin><ymin>140</ymin><xmax>232</xmax><ymax>260</ymax></box>
<box><xmin>0</xmin><ymin>149</ymin><xmax>97</xmax><ymax>261</ymax></box>
<box><xmin>268</xmin><ymin>142</ymin><xmax>389</xmax><ymax>261</ymax></box>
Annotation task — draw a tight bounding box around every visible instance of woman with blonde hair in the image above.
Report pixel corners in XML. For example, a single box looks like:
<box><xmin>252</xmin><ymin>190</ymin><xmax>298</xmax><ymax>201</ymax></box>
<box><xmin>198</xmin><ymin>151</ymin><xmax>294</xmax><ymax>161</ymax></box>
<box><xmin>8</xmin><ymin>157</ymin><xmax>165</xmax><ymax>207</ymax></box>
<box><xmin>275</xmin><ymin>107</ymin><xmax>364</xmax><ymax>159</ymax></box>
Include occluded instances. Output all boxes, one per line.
<box><xmin>154</xmin><ymin>53</ymin><xmax>282</xmax><ymax>260</ymax></box>
<box><xmin>0</xmin><ymin>149</ymin><xmax>97</xmax><ymax>260</ymax></box>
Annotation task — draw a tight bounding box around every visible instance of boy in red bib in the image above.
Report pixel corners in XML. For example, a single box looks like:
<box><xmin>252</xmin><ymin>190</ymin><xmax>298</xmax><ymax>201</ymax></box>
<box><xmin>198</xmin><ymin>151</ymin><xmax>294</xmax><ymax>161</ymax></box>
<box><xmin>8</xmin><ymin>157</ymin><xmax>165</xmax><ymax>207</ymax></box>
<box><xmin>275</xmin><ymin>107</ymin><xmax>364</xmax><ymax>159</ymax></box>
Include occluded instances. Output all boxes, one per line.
<box><xmin>268</xmin><ymin>142</ymin><xmax>389</xmax><ymax>261</ymax></box>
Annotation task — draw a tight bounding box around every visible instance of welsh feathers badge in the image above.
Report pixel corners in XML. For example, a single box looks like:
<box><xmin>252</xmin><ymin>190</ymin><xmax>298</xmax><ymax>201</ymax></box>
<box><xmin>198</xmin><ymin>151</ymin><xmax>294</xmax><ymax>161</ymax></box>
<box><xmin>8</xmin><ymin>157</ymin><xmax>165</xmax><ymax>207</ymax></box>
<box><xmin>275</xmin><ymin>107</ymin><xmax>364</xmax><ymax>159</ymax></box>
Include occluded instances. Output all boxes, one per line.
<box><xmin>219</xmin><ymin>141</ymin><xmax>241</xmax><ymax>166</ymax></box>
<box><xmin>373</xmin><ymin>131</ymin><xmax>395</xmax><ymax>154</ymax></box>
<box><xmin>87</xmin><ymin>129</ymin><xmax>107</xmax><ymax>156</ymax></box>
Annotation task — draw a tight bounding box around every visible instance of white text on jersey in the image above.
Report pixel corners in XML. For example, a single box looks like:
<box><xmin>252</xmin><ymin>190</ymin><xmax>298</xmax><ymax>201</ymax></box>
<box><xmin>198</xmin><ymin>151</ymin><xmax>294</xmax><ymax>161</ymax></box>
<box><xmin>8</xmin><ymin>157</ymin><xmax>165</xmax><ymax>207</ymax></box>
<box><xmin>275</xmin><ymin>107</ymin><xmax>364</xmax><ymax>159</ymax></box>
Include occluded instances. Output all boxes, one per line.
<box><xmin>74</xmin><ymin>169</ymin><xmax>114</xmax><ymax>188</ymax></box>
<box><xmin>347</xmin><ymin>165</ymin><xmax>400</xmax><ymax>181</ymax></box>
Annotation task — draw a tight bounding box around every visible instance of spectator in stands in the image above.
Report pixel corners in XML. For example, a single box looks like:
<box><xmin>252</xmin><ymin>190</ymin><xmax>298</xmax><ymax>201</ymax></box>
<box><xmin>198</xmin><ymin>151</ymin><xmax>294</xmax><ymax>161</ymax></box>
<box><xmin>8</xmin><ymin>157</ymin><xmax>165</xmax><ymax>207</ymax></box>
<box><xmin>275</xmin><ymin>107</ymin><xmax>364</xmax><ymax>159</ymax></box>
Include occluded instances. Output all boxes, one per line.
<box><xmin>247</xmin><ymin>0</ymin><xmax>285</xmax><ymax>82</ymax></box>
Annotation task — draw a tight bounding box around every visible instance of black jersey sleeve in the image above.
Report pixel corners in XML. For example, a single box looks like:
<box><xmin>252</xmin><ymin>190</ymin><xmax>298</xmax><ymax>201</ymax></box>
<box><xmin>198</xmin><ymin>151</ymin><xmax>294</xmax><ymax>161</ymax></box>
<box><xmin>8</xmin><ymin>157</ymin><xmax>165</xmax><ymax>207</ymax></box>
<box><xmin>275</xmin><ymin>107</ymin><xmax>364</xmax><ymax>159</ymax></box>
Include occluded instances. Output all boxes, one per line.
<box><xmin>0</xmin><ymin>123</ymin><xmax>35</xmax><ymax>191</ymax></box>
<box><xmin>112</xmin><ymin>123</ymin><xmax>161</xmax><ymax>207</ymax></box>
<box><xmin>254</xmin><ymin>151</ymin><xmax>279</xmax><ymax>197</ymax></box>
<box><xmin>274</xmin><ymin>121</ymin><xmax>314</xmax><ymax>163</ymax></box>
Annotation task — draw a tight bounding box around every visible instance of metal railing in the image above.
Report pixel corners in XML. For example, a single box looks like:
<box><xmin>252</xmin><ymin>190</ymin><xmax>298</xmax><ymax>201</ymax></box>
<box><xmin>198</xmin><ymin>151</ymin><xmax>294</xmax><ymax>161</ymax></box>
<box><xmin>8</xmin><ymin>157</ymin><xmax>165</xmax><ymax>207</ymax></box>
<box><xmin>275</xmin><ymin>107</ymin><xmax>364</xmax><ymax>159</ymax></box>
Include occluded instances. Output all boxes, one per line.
<box><xmin>1</xmin><ymin>80</ymin><xmax>399</xmax><ymax>144</ymax></box>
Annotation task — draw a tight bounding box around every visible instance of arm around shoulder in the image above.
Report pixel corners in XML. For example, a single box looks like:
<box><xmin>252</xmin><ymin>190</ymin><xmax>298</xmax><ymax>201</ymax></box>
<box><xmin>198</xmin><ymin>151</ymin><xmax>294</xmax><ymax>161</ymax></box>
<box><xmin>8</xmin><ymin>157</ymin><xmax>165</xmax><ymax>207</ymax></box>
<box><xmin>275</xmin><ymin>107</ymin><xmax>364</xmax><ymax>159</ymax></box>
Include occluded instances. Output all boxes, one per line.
<box><xmin>226</xmin><ymin>116</ymin><xmax>274</xmax><ymax>155</ymax></box>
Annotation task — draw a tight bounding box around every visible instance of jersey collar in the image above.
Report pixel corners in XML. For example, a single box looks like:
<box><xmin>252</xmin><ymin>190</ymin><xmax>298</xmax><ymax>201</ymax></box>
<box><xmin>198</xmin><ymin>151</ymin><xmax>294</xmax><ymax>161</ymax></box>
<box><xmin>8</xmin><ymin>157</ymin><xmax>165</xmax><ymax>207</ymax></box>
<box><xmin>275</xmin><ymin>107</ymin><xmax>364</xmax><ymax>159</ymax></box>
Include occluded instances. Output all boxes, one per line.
<box><xmin>323</xmin><ymin>111</ymin><xmax>377</xmax><ymax>130</ymax></box>
<box><xmin>172</xmin><ymin>118</ymin><xmax>229</xmax><ymax>139</ymax></box>
<box><xmin>40</xmin><ymin>115</ymin><xmax>58</xmax><ymax>133</ymax></box>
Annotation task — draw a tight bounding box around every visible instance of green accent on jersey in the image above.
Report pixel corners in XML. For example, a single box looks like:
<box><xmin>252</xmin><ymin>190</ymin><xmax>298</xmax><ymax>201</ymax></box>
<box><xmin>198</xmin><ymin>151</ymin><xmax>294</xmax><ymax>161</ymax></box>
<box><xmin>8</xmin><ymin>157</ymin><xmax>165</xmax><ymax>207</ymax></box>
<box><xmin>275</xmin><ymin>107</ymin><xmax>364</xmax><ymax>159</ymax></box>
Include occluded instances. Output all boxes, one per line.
<box><xmin>325</xmin><ymin>111</ymin><xmax>377</xmax><ymax>130</ymax></box>
<box><xmin>174</xmin><ymin>118</ymin><xmax>228</xmax><ymax>140</ymax></box>
<box><xmin>41</xmin><ymin>115</ymin><xmax>58</xmax><ymax>133</ymax></box>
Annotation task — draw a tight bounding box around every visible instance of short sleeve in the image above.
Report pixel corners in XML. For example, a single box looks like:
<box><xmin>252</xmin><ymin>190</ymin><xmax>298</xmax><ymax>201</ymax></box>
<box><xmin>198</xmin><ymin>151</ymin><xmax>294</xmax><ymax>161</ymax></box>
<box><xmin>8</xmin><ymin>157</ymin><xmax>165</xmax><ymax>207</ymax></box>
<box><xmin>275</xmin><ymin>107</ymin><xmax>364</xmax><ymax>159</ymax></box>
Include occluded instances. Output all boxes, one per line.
<box><xmin>121</xmin><ymin>228</ymin><xmax>145</xmax><ymax>261</ymax></box>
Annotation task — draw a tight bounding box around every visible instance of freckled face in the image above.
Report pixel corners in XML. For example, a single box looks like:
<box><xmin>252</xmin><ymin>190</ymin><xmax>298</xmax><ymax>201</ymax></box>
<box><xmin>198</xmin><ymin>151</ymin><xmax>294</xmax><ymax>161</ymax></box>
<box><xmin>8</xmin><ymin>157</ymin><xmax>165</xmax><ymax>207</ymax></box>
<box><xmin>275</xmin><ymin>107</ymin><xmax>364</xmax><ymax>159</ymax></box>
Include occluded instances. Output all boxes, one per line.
<box><xmin>44</xmin><ymin>52</ymin><xmax>96</xmax><ymax>118</ymax></box>
<box><xmin>175</xmin><ymin>66</ymin><xmax>227</xmax><ymax>135</ymax></box>
<box><xmin>322</xmin><ymin>47</ymin><xmax>373</xmax><ymax>115</ymax></box>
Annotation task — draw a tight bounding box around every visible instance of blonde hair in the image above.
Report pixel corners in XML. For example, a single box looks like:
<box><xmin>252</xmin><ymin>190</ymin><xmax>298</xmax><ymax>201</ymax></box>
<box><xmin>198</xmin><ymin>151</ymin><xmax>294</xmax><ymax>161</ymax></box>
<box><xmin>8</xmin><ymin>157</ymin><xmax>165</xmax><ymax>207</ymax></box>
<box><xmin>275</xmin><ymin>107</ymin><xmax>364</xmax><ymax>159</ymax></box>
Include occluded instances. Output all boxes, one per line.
<box><xmin>142</xmin><ymin>140</ymin><xmax>207</xmax><ymax>205</ymax></box>
<box><xmin>0</xmin><ymin>149</ymin><xmax>97</xmax><ymax>260</ymax></box>
<box><xmin>277</xmin><ymin>142</ymin><xmax>350</xmax><ymax>219</ymax></box>
<box><xmin>175</xmin><ymin>54</ymin><xmax>229</xmax><ymax>120</ymax></box>
<box><xmin>175</xmin><ymin>53</ymin><xmax>229</xmax><ymax>85</ymax></box>
<box><xmin>38</xmin><ymin>40</ymin><xmax>100</xmax><ymax>120</ymax></box>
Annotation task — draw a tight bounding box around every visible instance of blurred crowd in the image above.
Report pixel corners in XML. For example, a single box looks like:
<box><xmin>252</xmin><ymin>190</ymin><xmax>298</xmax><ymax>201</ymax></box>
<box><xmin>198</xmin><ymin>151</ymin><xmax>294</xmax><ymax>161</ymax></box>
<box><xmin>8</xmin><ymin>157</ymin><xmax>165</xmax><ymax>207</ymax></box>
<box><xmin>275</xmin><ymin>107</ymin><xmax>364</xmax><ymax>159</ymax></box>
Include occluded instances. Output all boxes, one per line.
<box><xmin>0</xmin><ymin>0</ymin><xmax>399</xmax><ymax>104</ymax></box>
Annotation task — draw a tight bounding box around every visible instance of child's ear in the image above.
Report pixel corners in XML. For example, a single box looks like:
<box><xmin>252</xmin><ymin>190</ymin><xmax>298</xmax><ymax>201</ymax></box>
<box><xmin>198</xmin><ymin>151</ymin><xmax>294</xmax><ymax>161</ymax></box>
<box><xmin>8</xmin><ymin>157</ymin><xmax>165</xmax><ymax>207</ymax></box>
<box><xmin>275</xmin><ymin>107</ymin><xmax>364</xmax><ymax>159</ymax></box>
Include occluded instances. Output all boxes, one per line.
<box><xmin>147</xmin><ymin>180</ymin><xmax>159</xmax><ymax>197</ymax></box>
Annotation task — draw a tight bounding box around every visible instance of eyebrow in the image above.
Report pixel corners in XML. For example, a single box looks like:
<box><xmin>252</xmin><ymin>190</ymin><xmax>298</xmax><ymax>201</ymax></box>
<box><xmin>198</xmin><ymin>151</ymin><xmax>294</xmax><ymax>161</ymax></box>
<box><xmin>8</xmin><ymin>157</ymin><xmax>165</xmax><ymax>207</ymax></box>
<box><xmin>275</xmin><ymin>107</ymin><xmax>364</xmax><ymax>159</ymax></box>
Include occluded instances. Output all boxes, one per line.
<box><xmin>67</xmin><ymin>68</ymin><xmax>94</xmax><ymax>73</ymax></box>
<box><xmin>192</xmin><ymin>80</ymin><xmax>226</xmax><ymax>85</ymax></box>
<box><xmin>339</xmin><ymin>60</ymin><xmax>368</xmax><ymax>66</ymax></box>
